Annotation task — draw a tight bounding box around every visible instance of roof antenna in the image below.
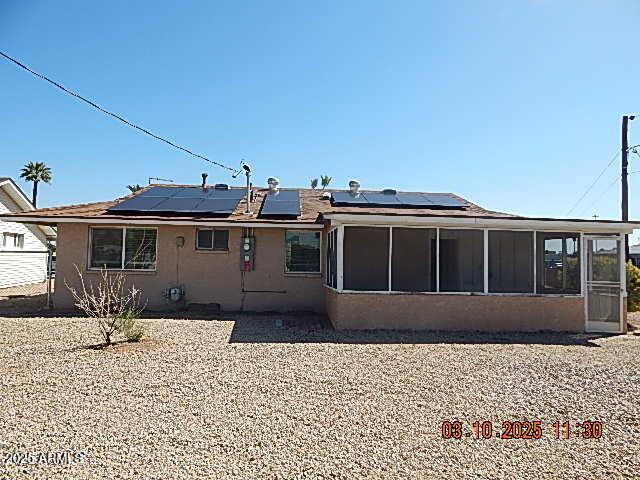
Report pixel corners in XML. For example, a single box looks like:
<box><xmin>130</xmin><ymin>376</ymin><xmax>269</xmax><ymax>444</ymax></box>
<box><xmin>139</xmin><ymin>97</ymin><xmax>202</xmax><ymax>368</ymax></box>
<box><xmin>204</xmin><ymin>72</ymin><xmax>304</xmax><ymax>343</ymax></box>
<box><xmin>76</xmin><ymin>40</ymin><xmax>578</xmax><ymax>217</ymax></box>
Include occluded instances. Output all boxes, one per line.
<box><xmin>148</xmin><ymin>177</ymin><xmax>174</xmax><ymax>185</ymax></box>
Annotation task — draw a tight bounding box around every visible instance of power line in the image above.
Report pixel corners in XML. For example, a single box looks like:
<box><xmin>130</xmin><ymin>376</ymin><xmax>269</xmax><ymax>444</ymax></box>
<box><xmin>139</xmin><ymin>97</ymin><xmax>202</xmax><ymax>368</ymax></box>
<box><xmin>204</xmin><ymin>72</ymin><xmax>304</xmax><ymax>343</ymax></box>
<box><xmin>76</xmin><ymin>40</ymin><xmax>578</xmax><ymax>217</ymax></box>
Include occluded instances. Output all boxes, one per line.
<box><xmin>566</xmin><ymin>150</ymin><xmax>620</xmax><ymax>216</ymax></box>
<box><xmin>580</xmin><ymin>175</ymin><xmax>619</xmax><ymax>217</ymax></box>
<box><xmin>0</xmin><ymin>50</ymin><xmax>240</xmax><ymax>175</ymax></box>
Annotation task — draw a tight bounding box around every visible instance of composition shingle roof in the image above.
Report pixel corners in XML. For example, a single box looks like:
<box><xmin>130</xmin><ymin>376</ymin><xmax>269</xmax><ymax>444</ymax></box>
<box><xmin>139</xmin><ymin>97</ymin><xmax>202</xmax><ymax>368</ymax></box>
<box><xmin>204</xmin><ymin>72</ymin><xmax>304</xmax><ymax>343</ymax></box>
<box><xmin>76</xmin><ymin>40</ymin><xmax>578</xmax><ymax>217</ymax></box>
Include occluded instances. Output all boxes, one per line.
<box><xmin>1</xmin><ymin>184</ymin><xmax>517</xmax><ymax>224</ymax></box>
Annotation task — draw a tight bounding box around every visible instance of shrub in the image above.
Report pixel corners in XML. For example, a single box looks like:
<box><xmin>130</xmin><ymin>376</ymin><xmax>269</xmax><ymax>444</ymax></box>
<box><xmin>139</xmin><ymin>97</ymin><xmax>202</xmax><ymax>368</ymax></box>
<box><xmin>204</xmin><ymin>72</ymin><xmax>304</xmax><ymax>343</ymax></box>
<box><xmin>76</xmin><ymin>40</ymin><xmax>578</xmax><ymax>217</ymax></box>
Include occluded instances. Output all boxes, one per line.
<box><xmin>116</xmin><ymin>309</ymin><xmax>145</xmax><ymax>342</ymax></box>
<box><xmin>627</xmin><ymin>261</ymin><xmax>640</xmax><ymax>312</ymax></box>
<box><xmin>65</xmin><ymin>266</ymin><xmax>145</xmax><ymax>345</ymax></box>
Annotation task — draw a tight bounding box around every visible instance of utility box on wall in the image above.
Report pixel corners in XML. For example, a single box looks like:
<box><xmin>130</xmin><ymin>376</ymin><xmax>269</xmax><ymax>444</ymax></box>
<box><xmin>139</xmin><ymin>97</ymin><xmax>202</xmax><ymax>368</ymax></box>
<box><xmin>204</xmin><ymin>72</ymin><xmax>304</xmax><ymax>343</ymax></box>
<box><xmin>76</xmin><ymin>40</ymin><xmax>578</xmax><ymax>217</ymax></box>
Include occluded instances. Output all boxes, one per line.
<box><xmin>240</xmin><ymin>236</ymin><xmax>255</xmax><ymax>271</ymax></box>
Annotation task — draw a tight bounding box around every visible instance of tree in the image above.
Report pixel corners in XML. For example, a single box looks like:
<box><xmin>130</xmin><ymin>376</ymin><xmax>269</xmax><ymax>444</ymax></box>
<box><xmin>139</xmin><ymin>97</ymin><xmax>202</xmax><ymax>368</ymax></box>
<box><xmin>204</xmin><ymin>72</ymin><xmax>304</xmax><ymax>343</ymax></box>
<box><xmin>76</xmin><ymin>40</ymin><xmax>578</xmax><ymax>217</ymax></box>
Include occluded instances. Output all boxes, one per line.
<box><xmin>310</xmin><ymin>178</ymin><xmax>318</xmax><ymax>189</ymax></box>
<box><xmin>320</xmin><ymin>175</ymin><xmax>332</xmax><ymax>190</ymax></box>
<box><xmin>627</xmin><ymin>261</ymin><xmax>640</xmax><ymax>312</ymax></box>
<box><xmin>127</xmin><ymin>184</ymin><xmax>143</xmax><ymax>193</ymax></box>
<box><xmin>19</xmin><ymin>161</ymin><xmax>52</xmax><ymax>207</ymax></box>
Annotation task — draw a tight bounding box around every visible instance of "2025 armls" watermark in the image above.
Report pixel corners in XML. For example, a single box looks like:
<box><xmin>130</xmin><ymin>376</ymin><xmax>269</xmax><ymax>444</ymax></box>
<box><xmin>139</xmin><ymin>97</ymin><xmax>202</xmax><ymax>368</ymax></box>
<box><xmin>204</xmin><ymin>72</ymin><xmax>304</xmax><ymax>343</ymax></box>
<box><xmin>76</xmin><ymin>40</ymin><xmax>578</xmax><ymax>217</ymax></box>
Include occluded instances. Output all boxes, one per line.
<box><xmin>3</xmin><ymin>451</ymin><xmax>87</xmax><ymax>466</ymax></box>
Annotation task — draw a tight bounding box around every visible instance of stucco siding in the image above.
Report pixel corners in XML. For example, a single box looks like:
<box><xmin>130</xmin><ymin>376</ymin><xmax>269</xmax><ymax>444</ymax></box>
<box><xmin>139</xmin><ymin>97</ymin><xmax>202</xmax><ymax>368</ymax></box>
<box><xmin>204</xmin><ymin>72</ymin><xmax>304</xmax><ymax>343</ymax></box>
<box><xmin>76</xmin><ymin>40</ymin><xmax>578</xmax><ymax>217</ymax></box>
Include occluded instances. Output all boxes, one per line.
<box><xmin>325</xmin><ymin>288</ymin><xmax>585</xmax><ymax>332</ymax></box>
<box><xmin>54</xmin><ymin>223</ymin><xmax>325</xmax><ymax>313</ymax></box>
<box><xmin>0</xmin><ymin>188</ymin><xmax>48</xmax><ymax>288</ymax></box>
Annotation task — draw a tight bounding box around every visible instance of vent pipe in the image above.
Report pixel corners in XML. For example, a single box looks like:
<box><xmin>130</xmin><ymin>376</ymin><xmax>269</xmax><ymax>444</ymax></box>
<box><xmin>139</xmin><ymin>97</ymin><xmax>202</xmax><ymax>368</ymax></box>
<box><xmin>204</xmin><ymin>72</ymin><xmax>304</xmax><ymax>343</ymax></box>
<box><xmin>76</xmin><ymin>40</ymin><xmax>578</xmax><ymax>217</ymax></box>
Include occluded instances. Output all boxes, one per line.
<box><xmin>348</xmin><ymin>180</ymin><xmax>360</xmax><ymax>196</ymax></box>
<box><xmin>267</xmin><ymin>177</ymin><xmax>280</xmax><ymax>194</ymax></box>
<box><xmin>201</xmin><ymin>173</ymin><xmax>208</xmax><ymax>190</ymax></box>
<box><xmin>243</xmin><ymin>163</ymin><xmax>252</xmax><ymax>214</ymax></box>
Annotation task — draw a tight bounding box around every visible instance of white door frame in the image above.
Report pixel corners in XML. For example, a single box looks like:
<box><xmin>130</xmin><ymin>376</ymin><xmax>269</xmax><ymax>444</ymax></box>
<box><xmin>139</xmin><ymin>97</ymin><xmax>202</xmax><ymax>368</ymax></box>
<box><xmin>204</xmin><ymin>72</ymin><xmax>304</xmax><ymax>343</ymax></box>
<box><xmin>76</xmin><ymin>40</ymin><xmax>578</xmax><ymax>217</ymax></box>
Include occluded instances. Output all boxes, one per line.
<box><xmin>583</xmin><ymin>234</ymin><xmax>625</xmax><ymax>334</ymax></box>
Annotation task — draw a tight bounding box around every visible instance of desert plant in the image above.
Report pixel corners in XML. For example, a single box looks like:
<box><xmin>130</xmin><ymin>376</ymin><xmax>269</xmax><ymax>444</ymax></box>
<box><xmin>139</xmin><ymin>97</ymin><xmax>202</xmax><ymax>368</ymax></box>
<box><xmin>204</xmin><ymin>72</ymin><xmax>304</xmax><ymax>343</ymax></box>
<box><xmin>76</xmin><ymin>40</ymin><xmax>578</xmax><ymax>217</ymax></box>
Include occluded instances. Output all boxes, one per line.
<box><xmin>320</xmin><ymin>175</ymin><xmax>332</xmax><ymax>190</ymax></box>
<box><xmin>65</xmin><ymin>265</ymin><xmax>145</xmax><ymax>345</ymax></box>
<box><xmin>20</xmin><ymin>161</ymin><xmax>52</xmax><ymax>207</ymax></box>
<box><xmin>127</xmin><ymin>184</ymin><xmax>143</xmax><ymax>193</ymax></box>
<box><xmin>116</xmin><ymin>309</ymin><xmax>145</xmax><ymax>342</ymax></box>
<box><xmin>310</xmin><ymin>178</ymin><xmax>318</xmax><ymax>189</ymax></box>
<box><xmin>627</xmin><ymin>261</ymin><xmax>640</xmax><ymax>312</ymax></box>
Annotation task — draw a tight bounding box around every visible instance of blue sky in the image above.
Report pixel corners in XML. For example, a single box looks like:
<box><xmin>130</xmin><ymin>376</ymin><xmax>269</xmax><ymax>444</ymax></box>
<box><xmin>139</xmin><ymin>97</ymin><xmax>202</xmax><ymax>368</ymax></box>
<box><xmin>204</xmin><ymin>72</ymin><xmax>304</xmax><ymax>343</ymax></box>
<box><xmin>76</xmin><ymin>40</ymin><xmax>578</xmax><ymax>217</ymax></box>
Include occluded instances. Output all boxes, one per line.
<box><xmin>1</xmin><ymin>1</ymin><xmax>639</xmax><ymax>234</ymax></box>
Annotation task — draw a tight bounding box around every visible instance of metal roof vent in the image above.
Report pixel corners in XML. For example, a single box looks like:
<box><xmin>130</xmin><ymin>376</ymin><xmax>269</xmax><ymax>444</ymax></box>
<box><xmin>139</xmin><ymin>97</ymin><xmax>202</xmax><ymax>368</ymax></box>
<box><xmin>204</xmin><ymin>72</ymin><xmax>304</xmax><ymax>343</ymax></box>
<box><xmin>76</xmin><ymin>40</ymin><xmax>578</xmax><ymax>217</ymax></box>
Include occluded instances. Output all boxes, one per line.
<box><xmin>214</xmin><ymin>183</ymin><xmax>229</xmax><ymax>190</ymax></box>
<box><xmin>381</xmin><ymin>188</ymin><xmax>397</xmax><ymax>195</ymax></box>
<box><xmin>321</xmin><ymin>191</ymin><xmax>331</xmax><ymax>200</ymax></box>
<box><xmin>267</xmin><ymin>177</ymin><xmax>280</xmax><ymax>194</ymax></box>
<box><xmin>348</xmin><ymin>180</ymin><xmax>361</xmax><ymax>196</ymax></box>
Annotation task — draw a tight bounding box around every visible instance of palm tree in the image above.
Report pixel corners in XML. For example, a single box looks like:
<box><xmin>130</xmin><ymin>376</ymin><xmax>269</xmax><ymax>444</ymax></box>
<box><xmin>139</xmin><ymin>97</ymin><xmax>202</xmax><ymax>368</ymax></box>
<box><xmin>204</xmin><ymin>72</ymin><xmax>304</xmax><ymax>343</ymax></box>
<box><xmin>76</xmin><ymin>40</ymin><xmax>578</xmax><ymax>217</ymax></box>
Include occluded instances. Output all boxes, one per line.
<box><xmin>127</xmin><ymin>184</ymin><xmax>143</xmax><ymax>193</ymax></box>
<box><xmin>20</xmin><ymin>161</ymin><xmax>52</xmax><ymax>207</ymax></box>
<box><xmin>320</xmin><ymin>175</ymin><xmax>332</xmax><ymax>190</ymax></box>
<box><xmin>310</xmin><ymin>178</ymin><xmax>318</xmax><ymax>189</ymax></box>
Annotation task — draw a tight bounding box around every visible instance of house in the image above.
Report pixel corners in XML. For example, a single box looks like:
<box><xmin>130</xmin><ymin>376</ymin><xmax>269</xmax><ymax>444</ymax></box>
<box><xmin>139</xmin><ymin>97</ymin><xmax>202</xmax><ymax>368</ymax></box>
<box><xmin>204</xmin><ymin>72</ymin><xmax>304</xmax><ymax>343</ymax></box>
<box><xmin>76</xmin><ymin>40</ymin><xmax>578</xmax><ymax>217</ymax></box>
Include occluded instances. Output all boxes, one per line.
<box><xmin>629</xmin><ymin>244</ymin><xmax>640</xmax><ymax>268</ymax></box>
<box><xmin>0</xmin><ymin>177</ymin><xmax>56</xmax><ymax>289</ymax></box>
<box><xmin>1</xmin><ymin>178</ymin><xmax>637</xmax><ymax>333</ymax></box>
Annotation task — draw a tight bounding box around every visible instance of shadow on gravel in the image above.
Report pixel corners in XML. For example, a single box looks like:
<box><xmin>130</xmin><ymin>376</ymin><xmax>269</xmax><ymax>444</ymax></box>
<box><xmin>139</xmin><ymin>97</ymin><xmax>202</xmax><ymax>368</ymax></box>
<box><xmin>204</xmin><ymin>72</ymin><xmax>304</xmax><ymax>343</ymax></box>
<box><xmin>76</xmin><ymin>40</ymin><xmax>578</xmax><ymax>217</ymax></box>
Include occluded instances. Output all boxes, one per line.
<box><xmin>227</xmin><ymin>315</ymin><xmax>608</xmax><ymax>346</ymax></box>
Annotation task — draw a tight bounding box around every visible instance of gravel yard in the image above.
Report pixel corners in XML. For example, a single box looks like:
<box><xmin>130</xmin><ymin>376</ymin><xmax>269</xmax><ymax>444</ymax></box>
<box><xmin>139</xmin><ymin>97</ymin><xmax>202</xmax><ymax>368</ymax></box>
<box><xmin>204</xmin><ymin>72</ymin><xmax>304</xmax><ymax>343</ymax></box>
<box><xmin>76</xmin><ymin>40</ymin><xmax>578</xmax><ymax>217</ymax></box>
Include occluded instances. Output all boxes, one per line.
<box><xmin>1</xmin><ymin>315</ymin><xmax>639</xmax><ymax>479</ymax></box>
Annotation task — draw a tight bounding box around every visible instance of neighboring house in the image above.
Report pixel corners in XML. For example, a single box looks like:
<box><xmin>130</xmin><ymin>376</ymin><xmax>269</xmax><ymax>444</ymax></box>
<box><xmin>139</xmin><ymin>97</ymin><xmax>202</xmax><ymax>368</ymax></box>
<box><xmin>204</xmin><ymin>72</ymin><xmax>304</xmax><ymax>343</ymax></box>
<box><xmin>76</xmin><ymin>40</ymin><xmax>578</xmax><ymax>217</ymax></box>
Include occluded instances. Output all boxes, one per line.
<box><xmin>629</xmin><ymin>244</ymin><xmax>640</xmax><ymax>268</ymax></box>
<box><xmin>0</xmin><ymin>177</ymin><xmax>56</xmax><ymax>289</ymax></box>
<box><xmin>1</xmin><ymin>179</ymin><xmax>637</xmax><ymax>333</ymax></box>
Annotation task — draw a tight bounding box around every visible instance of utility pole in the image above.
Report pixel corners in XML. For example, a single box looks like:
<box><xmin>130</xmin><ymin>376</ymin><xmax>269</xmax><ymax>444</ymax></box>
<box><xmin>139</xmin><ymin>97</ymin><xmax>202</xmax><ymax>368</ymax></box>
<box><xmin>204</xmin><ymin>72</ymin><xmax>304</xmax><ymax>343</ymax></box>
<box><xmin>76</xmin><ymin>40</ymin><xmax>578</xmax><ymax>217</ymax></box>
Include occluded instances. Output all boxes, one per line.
<box><xmin>622</xmin><ymin>115</ymin><xmax>635</xmax><ymax>261</ymax></box>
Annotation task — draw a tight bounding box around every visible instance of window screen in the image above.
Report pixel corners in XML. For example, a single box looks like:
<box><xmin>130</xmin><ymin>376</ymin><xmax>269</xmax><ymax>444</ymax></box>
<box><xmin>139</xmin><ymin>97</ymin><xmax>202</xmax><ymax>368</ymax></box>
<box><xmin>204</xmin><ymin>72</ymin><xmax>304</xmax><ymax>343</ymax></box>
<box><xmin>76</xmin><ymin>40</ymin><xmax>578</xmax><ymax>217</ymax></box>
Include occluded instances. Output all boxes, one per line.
<box><xmin>196</xmin><ymin>229</ymin><xmax>229</xmax><ymax>251</ymax></box>
<box><xmin>392</xmin><ymin>228</ymin><xmax>436</xmax><ymax>291</ymax></box>
<box><xmin>343</xmin><ymin>227</ymin><xmax>389</xmax><ymax>291</ymax></box>
<box><xmin>439</xmin><ymin>229</ymin><xmax>484</xmax><ymax>292</ymax></box>
<box><xmin>285</xmin><ymin>230</ymin><xmax>321</xmax><ymax>273</ymax></box>
<box><xmin>326</xmin><ymin>229</ymin><xmax>338</xmax><ymax>288</ymax></box>
<box><xmin>90</xmin><ymin>228</ymin><xmax>123</xmax><ymax>269</ymax></box>
<box><xmin>488</xmin><ymin>230</ymin><xmax>534</xmax><ymax>293</ymax></box>
<box><xmin>124</xmin><ymin>228</ymin><xmax>157</xmax><ymax>270</ymax></box>
<box><xmin>537</xmin><ymin>233</ymin><xmax>580</xmax><ymax>294</ymax></box>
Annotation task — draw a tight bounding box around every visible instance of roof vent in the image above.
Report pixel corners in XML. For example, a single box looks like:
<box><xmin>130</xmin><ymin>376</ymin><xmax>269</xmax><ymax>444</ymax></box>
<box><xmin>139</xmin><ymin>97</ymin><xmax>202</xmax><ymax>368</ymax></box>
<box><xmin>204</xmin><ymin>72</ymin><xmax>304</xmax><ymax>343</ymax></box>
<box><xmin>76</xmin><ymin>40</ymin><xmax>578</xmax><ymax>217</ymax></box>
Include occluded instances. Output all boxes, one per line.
<box><xmin>201</xmin><ymin>173</ymin><xmax>208</xmax><ymax>190</ymax></box>
<box><xmin>321</xmin><ymin>191</ymin><xmax>331</xmax><ymax>200</ymax></box>
<box><xmin>348</xmin><ymin>180</ymin><xmax>360</xmax><ymax>196</ymax></box>
<box><xmin>267</xmin><ymin>177</ymin><xmax>280</xmax><ymax>194</ymax></box>
<box><xmin>214</xmin><ymin>183</ymin><xmax>229</xmax><ymax>190</ymax></box>
<box><xmin>381</xmin><ymin>188</ymin><xmax>397</xmax><ymax>195</ymax></box>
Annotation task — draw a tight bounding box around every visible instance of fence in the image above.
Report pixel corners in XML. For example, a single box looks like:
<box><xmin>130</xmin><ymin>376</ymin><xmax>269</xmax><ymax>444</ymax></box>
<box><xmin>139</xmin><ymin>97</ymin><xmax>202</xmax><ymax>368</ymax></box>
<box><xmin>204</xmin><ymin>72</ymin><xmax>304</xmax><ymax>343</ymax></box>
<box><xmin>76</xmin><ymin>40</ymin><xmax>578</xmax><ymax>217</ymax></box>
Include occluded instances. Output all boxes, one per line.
<box><xmin>0</xmin><ymin>248</ymin><xmax>54</xmax><ymax>310</ymax></box>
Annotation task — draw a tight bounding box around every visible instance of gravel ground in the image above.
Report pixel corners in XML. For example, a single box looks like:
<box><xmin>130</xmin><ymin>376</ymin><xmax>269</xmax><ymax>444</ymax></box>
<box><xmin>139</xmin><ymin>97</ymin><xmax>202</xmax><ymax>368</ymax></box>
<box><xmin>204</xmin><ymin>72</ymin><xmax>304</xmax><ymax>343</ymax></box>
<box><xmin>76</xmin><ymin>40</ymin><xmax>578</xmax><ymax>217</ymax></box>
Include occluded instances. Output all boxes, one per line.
<box><xmin>0</xmin><ymin>316</ymin><xmax>639</xmax><ymax>479</ymax></box>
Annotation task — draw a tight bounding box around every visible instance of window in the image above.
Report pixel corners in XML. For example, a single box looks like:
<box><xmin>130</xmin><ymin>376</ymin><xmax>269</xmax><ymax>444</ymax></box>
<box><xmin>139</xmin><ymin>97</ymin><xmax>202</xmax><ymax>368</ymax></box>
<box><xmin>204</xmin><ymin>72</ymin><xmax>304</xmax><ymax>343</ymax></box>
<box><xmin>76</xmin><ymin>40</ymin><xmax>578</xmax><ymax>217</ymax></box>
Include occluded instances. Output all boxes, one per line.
<box><xmin>196</xmin><ymin>229</ymin><xmax>229</xmax><ymax>251</ymax></box>
<box><xmin>537</xmin><ymin>233</ymin><xmax>580</xmax><ymax>294</ymax></box>
<box><xmin>439</xmin><ymin>229</ymin><xmax>484</xmax><ymax>292</ymax></box>
<box><xmin>343</xmin><ymin>227</ymin><xmax>389</xmax><ymax>290</ymax></box>
<box><xmin>285</xmin><ymin>230</ymin><xmax>321</xmax><ymax>273</ymax></box>
<box><xmin>2</xmin><ymin>232</ymin><xmax>24</xmax><ymax>249</ymax></box>
<box><xmin>488</xmin><ymin>231</ymin><xmax>534</xmax><ymax>293</ymax></box>
<box><xmin>89</xmin><ymin>227</ymin><xmax>157</xmax><ymax>270</ymax></box>
<box><xmin>392</xmin><ymin>228</ymin><xmax>436</xmax><ymax>292</ymax></box>
<box><xmin>326</xmin><ymin>229</ymin><xmax>338</xmax><ymax>288</ymax></box>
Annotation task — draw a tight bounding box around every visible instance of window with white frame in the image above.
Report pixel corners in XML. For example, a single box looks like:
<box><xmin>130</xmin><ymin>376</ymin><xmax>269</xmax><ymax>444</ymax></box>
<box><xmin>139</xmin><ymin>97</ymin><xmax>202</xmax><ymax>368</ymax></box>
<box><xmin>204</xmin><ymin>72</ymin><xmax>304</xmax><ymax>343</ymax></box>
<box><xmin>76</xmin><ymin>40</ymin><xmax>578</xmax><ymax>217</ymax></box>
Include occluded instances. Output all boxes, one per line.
<box><xmin>326</xmin><ymin>229</ymin><xmax>338</xmax><ymax>287</ymax></box>
<box><xmin>196</xmin><ymin>228</ymin><xmax>229</xmax><ymax>251</ymax></box>
<box><xmin>285</xmin><ymin>230</ymin><xmax>321</xmax><ymax>273</ymax></box>
<box><xmin>89</xmin><ymin>227</ymin><xmax>157</xmax><ymax>270</ymax></box>
<box><xmin>537</xmin><ymin>233</ymin><xmax>580</xmax><ymax>294</ymax></box>
<box><xmin>2</xmin><ymin>232</ymin><xmax>24</xmax><ymax>249</ymax></box>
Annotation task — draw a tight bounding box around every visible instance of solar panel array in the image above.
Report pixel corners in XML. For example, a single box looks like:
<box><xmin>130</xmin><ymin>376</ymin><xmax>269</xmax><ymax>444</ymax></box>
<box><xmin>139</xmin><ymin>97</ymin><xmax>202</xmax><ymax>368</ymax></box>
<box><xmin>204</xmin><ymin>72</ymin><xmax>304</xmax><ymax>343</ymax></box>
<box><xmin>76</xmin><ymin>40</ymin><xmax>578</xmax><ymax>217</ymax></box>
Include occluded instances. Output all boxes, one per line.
<box><xmin>259</xmin><ymin>189</ymin><xmax>301</xmax><ymax>217</ymax></box>
<box><xmin>108</xmin><ymin>186</ymin><xmax>246</xmax><ymax>215</ymax></box>
<box><xmin>331</xmin><ymin>191</ymin><xmax>466</xmax><ymax>208</ymax></box>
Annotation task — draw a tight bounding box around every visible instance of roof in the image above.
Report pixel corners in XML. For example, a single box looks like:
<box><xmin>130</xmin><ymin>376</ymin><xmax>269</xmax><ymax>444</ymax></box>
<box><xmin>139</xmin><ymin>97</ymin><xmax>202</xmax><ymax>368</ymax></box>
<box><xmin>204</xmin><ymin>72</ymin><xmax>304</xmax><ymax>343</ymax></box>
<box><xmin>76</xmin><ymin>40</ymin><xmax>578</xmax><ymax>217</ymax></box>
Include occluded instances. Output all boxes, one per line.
<box><xmin>1</xmin><ymin>184</ymin><xmax>638</xmax><ymax>233</ymax></box>
<box><xmin>0</xmin><ymin>177</ymin><xmax>56</xmax><ymax>238</ymax></box>
<box><xmin>0</xmin><ymin>184</ymin><xmax>513</xmax><ymax>224</ymax></box>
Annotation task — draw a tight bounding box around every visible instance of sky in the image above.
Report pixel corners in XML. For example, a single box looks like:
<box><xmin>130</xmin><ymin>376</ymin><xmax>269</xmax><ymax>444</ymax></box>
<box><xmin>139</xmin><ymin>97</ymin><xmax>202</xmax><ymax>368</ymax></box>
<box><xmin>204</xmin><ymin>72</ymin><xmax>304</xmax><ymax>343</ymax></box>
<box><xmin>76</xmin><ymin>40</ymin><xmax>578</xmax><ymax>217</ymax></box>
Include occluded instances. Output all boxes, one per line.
<box><xmin>1</xmin><ymin>1</ymin><xmax>639</xmax><ymax>238</ymax></box>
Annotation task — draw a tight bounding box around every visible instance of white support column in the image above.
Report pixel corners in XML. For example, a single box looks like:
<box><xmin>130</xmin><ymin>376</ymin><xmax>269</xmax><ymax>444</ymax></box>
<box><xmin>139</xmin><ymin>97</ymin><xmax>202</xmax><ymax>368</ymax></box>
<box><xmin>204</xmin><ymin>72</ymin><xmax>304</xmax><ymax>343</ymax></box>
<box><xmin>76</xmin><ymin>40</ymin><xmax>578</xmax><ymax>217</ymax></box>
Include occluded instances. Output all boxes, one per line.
<box><xmin>580</xmin><ymin>232</ymin><xmax>586</xmax><ymax>294</ymax></box>
<box><xmin>620</xmin><ymin>232</ymin><xmax>627</xmax><ymax>333</ymax></box>
<box><xmin>388</xmin><ymin>227</ymin><xmax>393</xmax><ymax>292</ymax></box>
<box><xmin>436</xmin><ymin>228</ymin><xmax>440</xmax><ymax>293</ymax></box>
<box><xmin>337</xmin><ymin>225</ymin><xmax>344</xmax><ymax>291</ymax></box>
<box><xmin>483</xmin><ymin>229</ymin><xmax>489</xmax><ymax>294</ymax></box>
<box><xmin>533</xmin><ymin>231</ymin><xmax>537</xmax><ymax>294</ymax></box>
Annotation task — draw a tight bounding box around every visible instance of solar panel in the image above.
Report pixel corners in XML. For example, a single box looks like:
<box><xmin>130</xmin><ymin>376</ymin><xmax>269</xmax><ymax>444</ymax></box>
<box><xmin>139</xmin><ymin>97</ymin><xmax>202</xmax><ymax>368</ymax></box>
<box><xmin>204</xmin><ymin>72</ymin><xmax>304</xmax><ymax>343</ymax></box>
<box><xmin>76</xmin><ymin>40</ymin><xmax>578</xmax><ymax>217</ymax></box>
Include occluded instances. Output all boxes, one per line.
<box><xmin>422</xmin><ymin>194</ymin><xmax>466</xmax><ymax>207</ymax></box>
<box><xmin>331</xmin><ymin>192</ymin><xmax>369</xmax><ymax>204</ymax></box>
<box><xmin>260</xmin><ymin>190</ymin><xmax>301</xmax><ymax>217</ymax></box>
<box><xmin>361</xmin><ymin>192</ymin><xmax>401</xmax><ymax>205</ymax></box>
<box><xmin>108</xmin><ymin>186</ymin><xmax>245</xmax><ymax>215</ymax></box>
<box><xmin>395</xmin><ymin>193</ymin><xmax>435</xmax><ymax>206</ymax></box>
<box><xmin>108</xmin><ymin>196</ymin><xmax>167</xmax><ymax>211</ymax></box>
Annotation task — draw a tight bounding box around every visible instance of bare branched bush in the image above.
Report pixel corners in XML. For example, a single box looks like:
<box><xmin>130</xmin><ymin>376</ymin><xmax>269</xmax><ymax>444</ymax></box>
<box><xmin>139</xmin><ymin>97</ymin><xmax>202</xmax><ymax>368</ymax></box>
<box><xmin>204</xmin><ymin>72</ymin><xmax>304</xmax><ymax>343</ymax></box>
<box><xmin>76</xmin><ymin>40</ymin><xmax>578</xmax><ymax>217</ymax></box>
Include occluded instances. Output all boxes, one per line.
<box><xmin>65</xmin><ymin>265</ymin><xmax>145</xmax><ymax>345</ymax></box>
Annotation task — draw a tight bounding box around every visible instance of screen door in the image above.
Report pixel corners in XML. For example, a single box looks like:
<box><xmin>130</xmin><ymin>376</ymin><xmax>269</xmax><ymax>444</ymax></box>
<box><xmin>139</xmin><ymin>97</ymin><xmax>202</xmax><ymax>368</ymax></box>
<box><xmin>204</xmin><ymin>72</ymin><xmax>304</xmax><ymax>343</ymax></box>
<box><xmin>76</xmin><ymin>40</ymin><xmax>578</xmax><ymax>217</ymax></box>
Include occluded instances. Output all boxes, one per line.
<box><xmin>585</xmin><ymin>236</ymin><xmax>623</xmax><ymax>333</ymax></box>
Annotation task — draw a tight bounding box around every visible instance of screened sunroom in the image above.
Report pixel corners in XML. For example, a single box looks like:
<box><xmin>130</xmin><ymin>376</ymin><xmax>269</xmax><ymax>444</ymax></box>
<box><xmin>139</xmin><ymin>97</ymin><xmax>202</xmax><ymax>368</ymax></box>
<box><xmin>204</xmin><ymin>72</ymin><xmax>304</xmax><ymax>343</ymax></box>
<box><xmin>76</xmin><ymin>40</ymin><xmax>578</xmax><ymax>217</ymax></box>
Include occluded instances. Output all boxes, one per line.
<box><xmin>324</xmin><ymin>215</ymin><xmax>636</xmax><ymax>333</ymax></box>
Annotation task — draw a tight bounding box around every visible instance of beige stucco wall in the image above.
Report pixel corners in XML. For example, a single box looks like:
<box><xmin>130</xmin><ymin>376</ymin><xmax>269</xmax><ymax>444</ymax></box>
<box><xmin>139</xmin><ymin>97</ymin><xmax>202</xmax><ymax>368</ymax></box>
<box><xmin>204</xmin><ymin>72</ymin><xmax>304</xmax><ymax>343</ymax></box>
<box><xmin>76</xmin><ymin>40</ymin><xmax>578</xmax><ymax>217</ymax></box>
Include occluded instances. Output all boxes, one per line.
<box><xmin>54</xmin><ymin>223</ymin><xmax>325</xmax><ymax>313</ymax></box>
<box><xmin>326</xmin><ymin>288</ymin><xmax>585</xmax><ymax>332</ymax></box>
